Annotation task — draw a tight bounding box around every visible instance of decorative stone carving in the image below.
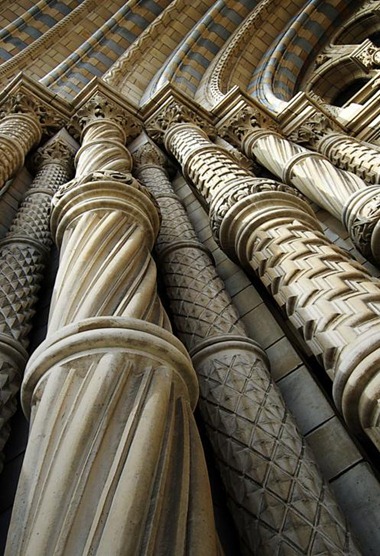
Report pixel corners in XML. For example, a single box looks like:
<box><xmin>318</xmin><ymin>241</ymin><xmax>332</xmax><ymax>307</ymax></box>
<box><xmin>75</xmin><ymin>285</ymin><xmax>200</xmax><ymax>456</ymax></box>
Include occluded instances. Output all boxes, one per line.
<box><xmin>288</xmin><ymin>111</ymin><xmax>337</xmax><ymax>146</ymax></box>
<box><xmin>219</xmin><ymin>104</ymin><xmax>280</xmax><ymax>146</ymax></box>
<box><xmin>69</xmin><ymin>92</ymin><xmax>142</xmax><ymax>141</ymax></box>
<box><xmin>133</xmin><ymin>141</ymin><xmax>359</xmax><ymax>555</ymax></box>
<box><xmin>351</xmin><ymin>39</ymin><xmax>380</xmax><ymax>71</ymax></box>
<box><xmin>289</xmin><ymin>109</ymin><xmax>380</xmax><ymax>185</ymax></box>
<box><xmin>0</xmin><ymin>130</ymin><xmax>77</xmax><ymax>471</ymax></box>
<box><xmin>157</xmin><ymin>117</ymin><xmax>380</xmax><ymax>450</ymax></box>
<box><xmin>225</xmin><ymin>113</ymin><xmax>380</xmax><ymax>263</ymax></box>
<box><xmin>146</xmin><ymin>99</ymin><xmax>215</xmax><ymax>144</ymax></box>
<box><xmin>6</xmin><ymin>100</ymin><xmax>220</xmax><ymax>555</ymax></box>
<box><xmin>0</xmin><ymin>82</ymin><xmax>71</xmax><ymax>189</ymax></box>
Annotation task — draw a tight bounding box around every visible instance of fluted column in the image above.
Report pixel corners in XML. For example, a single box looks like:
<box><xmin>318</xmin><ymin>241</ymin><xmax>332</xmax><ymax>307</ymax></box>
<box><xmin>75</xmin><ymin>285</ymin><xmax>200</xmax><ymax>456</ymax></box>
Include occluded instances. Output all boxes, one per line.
<box><xmin>0</xmin><ymin>131</ymin><xmax>76</xmax><ymax>471</ymax></box>
<box><xmin>146</xmin><ymin>104</ymin><xmax>380</xmax><ymax>449</ymax></box>
<box><xmin>219</xmin><ymin>106</ymin><xmax>380</xmax><ymax>264</ymax></box>
<box><xmin>133</xmin><ymin>141</ymin><xmax>359</xmax><ymax>555</ymax></box>
<box><xmin>289</xmin><ymin>110</ymin><xmax>380</xmax><ymax>185</ymax></box>
<box><xmin>6</xmin><ymin>92</ymin><xmax>219</xmax><ymax>555</ymax></box>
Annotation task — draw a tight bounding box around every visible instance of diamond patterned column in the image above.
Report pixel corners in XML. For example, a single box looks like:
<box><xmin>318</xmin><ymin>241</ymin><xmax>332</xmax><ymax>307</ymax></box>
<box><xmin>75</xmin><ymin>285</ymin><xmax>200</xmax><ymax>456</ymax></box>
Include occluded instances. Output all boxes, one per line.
<box><xmin>0</xmin><ymin>130</ymin><xmax>76</xmax><ymax>471</ymax></box>
<box><xmin>133</xmin><ymin>140</ymin><xmax>359</xmax><ymax>555</ymax></box>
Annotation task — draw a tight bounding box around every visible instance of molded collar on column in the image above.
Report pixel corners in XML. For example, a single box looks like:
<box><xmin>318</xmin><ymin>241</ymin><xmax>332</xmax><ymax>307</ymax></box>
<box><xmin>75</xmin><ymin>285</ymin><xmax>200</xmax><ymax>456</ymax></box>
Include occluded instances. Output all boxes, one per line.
<box><xmin>21</xmin><ymin>316</ymin><xmax>199</xmax><ymax>416</ymax></box>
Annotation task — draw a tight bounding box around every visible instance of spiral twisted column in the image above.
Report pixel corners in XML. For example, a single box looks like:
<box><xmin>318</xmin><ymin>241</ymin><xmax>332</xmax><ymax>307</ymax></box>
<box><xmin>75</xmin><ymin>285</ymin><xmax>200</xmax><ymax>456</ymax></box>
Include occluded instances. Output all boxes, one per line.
<box><xmin>133</xmin><ymin>141</ymin><xmax>359</xmax><ymax>555</ymax></box>
<box><xmin>290</xmin><ymin>111</ymin><xmax>380</xmax><ymax>185</ymax></box>
<box><xmin>6</xmin><ymin>93</ymin><xmax>220</xmax><ymax>555</ymax></box>
<box><xmin>0</xmin><ymin>131</ymin><xmax>76</xmax><ymax>471</ymax></box>
<box><xmin>219</xmin><ymin>106</ymin><xmax>380</xmax><ymax>265</ymax></box>
<box><xmin>147</xmin><ymin>107</ymin><xmax>380</xmax><ymax>449</ymax></box>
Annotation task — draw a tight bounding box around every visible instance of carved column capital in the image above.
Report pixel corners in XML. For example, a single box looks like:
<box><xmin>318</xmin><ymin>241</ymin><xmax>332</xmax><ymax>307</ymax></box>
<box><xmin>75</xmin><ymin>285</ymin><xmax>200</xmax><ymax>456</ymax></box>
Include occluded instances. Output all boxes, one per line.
<box><xmin>351</xmin><ymin>39</ymin><xmax>380</xmax><ymax>71</ymax></box>
<box><xmin>218</xmin><ymin>104</ymin><xmax>280</xmax><ymax>149</ymax></box>
<box><xmin>145</xmin><ymin>99</ymin><xmax>215</xmax><ymax>145</ymax></box>
<box><xmin>288</xmin><ymin>111</ymin><xmax>338</xmax><ymax>147</ymax></box>
<box><xmin>132</xmin><ymin>141</ymin><xmax>167</xmax><ymax>169</ymax></box>
<box><xmin>31</xmin><ymin>133</ymin><xmax>77</xmax><ymax>175</ymax></box>
<box><xmin>70</xmin><ymin>91</ymin><xmax>142</xmax><ymax>141</ymax></box>
<box><xmin>0</xmin><ymin>92</ymin><xmax>67</xmax><ymax>137</ymax></box>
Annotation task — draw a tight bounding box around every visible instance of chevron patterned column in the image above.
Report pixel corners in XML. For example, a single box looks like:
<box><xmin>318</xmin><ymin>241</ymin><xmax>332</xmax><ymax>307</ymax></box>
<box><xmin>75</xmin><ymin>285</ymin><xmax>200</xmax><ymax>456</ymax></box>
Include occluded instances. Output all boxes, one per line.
<box><xmin>219</xmin><ymin>105</ymin><xmax>380</xmax><ymax>265</ymax></box>
<box><xmin>133</xmin><ymin>140</ymin><xmax>359</xmax><ymax>555</ymax></box>
<box><xmin>0</xmin><ymin>130</ymin><xmax>76</xmax><ymax>472</ymax></box>
<box><xmin>146</xmin><ymin>101</ymin><xmax>380</xmax><ymax>450</ymax></box>
<box><xmin>5</xmin><ymin>91</ymin><xmax>220</xmax><ymax>555</ymax></box>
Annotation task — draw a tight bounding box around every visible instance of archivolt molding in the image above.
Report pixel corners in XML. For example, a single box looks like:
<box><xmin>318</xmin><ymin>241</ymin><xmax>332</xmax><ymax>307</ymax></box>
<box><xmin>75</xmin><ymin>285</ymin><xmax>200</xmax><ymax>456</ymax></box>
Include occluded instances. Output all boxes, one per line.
<box><xmin>195</xmin><ymin>0</ymin><xmax>279</xmax><ymax>108</ymax></box>
<box><xmin>331</xmin><ymin>0</ymin><xmax>380</xmax><ymax>45</ymax></box>
<box><xmin>0</xmin><ymin>0</ymin><xmax>97</xmax><ymax>85</ymax></box>
<box><xmin>104</xmin><ymin>0</ymin><xmax>189</xmax><ymax>90</ymax></box>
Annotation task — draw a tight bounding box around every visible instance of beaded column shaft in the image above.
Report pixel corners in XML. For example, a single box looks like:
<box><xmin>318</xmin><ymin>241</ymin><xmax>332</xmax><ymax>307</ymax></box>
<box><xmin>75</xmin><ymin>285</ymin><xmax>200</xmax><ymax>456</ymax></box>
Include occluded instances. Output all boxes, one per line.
<box><xmin>0</xmin><ymin>131</ymin><xmax>76</xmax><ymax>471</ymax></box>
<box><xmin>6</xmin><ymin>94</ymin><xmax>220</xmax><ymax>556</ymax></box>
<box><xmin>154</xmin><ymin>115</ymin><xmax>380</xmax><ymax>450</ymax></box>
<box><xmin>133</xmin><ymin>141</ymin><xmax>359</xmax><ymax>555</ymax></box>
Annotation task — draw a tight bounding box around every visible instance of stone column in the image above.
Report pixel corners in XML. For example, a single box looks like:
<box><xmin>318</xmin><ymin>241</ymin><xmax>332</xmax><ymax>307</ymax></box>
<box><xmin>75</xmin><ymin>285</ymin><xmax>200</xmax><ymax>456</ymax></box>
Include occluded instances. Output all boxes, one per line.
<box><xmin>133</xmin><ymin>141</ymin><xmax>359</xmax><ymax>555</ymax></box>
<box><xmin>0</xmin><ymin>131</ymin><xmax>76</xmax><ymax>471</ymax></box>
<box><xmin>289</xmin><ymin>110</ymin><xmax>380</xmax><ymax>185</ymax></box>
<box><xmin>146</xmin><ymin>102</ymin><xmax>380</xmax><ymax>450</ymax></box>
<box><xmin>0</xmin><ymin>93</ymin><xmax>42</xmax><ymax>188</ymax></box>
<box><xmin>219</xmin><ymin>106</ymin><xmax>380</xmax><ymax>264</ymax></box>
<box><xmin>6</xmin><ymin>93</ymin><xmax>219</xmax><ymax>556</ymax></box>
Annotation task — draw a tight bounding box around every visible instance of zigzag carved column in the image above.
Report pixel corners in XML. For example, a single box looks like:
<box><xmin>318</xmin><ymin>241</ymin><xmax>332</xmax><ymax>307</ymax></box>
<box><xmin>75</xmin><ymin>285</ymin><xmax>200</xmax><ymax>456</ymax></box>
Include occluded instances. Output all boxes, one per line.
<box><xmin>219</xmin><ymin>106</ymin><xmax>380</xmax><ymax>264</ymax></box>
<box><xmin>0</xmin><ymin>130</ymin><xmax>76</xmax><ymax>472</ymax></box>
<box><xmin>146</xmin><ymin>99</ymin><xmax>380</xmax><ymax>451</ymax></box>
<box><xmin>5</xmin><ymin>91</ymin><xmax>220</xmax><ymax>555</ymax></box>
<box><xmin>133</xmin><ymin>141</ymin><xmax>359</xmax><ymax>555</ymax></box>
<box><xmin>289</xmin><ymin>111</ymin><xmax>380</xmax><ymax>185</ymax></box>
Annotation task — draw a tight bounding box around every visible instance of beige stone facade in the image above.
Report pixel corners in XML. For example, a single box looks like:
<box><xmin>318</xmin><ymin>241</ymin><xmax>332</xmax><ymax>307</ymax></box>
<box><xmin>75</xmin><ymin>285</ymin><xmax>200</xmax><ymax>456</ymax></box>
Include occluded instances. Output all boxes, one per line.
<box><xmin>1</xmin><ymin>1</ymin><xmax>380</xmax><ymax>555</ymax></box>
